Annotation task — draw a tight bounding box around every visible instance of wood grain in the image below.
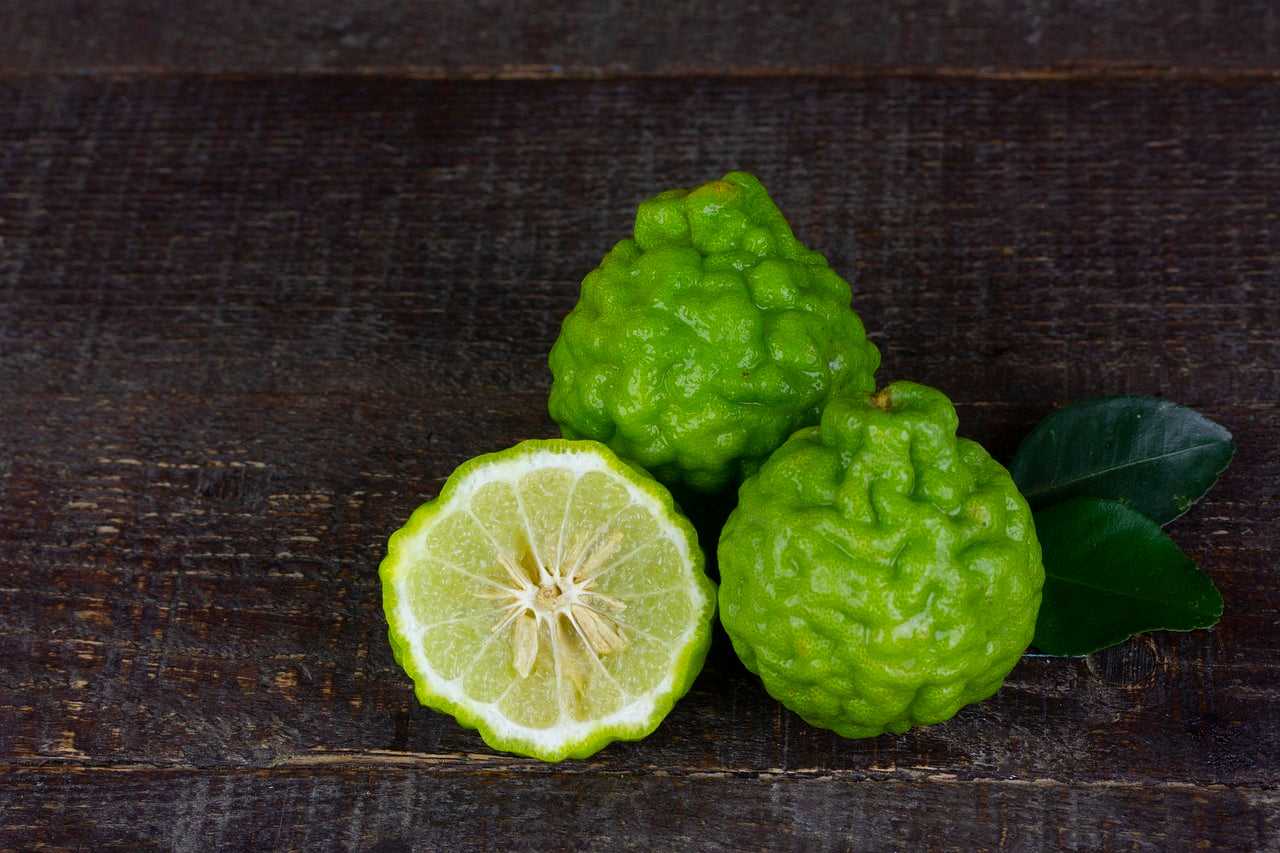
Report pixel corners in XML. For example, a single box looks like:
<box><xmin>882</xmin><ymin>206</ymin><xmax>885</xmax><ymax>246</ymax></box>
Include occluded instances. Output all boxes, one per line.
<box><xmin>2</xmin><ymin>74</ymin><xmax>1278</xmax><ymax>847</ymax></box>
<box><xmin>4</xmin><ymin>764</ymin><xmax>1278</xmax><ymax>851</ymax></box>
<box><xmin>1</xmin><ymin>1</ymin><xmax>1279</xmax><ymax>74</ymax></box>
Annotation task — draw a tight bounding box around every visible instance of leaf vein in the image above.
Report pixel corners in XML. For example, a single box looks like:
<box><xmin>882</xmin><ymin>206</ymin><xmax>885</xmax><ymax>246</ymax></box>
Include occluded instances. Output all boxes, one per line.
<box><xmin>1021</xmin><ymin>441</ymin><xmax>1226</xmax><ymax>499</ymax></box>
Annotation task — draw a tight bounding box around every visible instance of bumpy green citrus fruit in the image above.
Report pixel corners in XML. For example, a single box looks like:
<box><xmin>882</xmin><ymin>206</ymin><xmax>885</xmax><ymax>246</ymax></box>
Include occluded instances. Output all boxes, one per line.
<box><xmin>548</xmin><ymin>171</ymin><xmax>880</xmax><ymax>494</ymax></box>
<box><xmin>380</xmin><ymin>439</ymin><xmax>716</xmax><ymax>761</ymax></box>
<box><xmin>717</xmin><ymin>381</ymin><xmax>1044</xmax><ymax>738</ymax></box>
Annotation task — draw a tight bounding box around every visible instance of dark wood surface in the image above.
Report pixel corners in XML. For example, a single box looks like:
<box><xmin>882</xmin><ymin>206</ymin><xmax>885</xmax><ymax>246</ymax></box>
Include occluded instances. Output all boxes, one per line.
<box><xmin>3</xmin><ymin>6</ymin><xmax>1279</xmax><ymax>851</ymax></box>
<box><xmin>3</xmin><ymin>1</ymin><xmax>1280</xmax><ymax>73</ymax></box>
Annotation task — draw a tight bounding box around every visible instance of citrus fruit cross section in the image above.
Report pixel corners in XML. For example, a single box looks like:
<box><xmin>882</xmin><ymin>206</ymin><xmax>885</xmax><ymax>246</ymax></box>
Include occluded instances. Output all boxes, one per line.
<box><xmin>380</xmin><ymin>439</ymin><xmax>717</xmax><ymax>761</ymax></box>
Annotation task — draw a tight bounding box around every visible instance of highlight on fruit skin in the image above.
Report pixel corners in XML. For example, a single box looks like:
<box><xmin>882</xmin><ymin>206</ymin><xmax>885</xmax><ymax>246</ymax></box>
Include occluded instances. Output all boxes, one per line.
<box><xmin>548</xmin><ymin>171</ymin><xmax>880</xmax><ymax>496</ymax></box>
<box><xmin>717</xmin><ymin>381</ymin><xmax>1045</xmax><ymax>738</ymax></box>
<box><xmin>380</xmin><ymin>438</ymin><xmax>717</xmax><ymax>761</ymax></box>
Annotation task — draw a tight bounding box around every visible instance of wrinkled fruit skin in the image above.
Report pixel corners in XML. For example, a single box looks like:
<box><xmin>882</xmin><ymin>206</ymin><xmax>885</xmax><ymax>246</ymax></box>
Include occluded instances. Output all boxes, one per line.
<box><xmin>718</xmin><ymin>381</ymin><xmax>1044</xmax><ymax>738</ymax></box>
<box><xmin>548</xmin><ymin>171</ymin><xmax>880</xmax><ymax>494</ymax></box>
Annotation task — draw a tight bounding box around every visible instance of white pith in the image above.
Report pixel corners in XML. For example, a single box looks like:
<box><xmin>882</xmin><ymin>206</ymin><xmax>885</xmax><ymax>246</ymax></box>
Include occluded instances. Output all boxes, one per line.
<box><xmin>487</xmin><ymin>528</ymin><xmax>629</xmax><ymax>680</ymax></box>
<box><xmin>389</xmin><ymin>446</ymin><xmax>706</xmax><ymax>752</ymax></box>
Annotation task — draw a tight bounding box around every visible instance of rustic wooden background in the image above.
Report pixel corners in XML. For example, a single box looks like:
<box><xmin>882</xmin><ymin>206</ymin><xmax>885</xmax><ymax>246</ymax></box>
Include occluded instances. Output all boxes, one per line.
<box><xmin>2</xmin><ymin>3</ymin><xmax>1278</xmax><ymax>850</ymax></box>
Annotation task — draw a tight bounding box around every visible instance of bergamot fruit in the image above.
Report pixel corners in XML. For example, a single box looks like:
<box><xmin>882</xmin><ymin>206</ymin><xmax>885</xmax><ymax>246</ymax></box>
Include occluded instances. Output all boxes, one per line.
<box><xmin>548</xmin><ymin>171</ymin><xmax>880</xmax><ymax>495</ymax></box>
<box><xmin>380</xmin><ymin>439</ymin><xmax>716</xmax><ymax>761</ymax></box>
<box><xmin>717</xmin><ymin>381</ymin><xmax>1044</xmax><ymax>738</ymax></box>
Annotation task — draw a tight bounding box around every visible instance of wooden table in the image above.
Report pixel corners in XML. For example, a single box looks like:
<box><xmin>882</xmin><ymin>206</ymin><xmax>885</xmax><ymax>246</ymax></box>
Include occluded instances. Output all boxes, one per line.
<box><xmin>3</xmin><ymin>4</ymin><xmax>1278</xmax><ymax>849</ymax></box>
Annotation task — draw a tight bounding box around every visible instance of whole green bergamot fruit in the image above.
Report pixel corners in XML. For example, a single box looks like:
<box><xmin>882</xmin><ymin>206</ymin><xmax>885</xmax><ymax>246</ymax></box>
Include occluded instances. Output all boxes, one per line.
<box><xmin>548</xmin><ymin>171</ymin><xmax>880</xmax><ymax>494</ymax></box>
<box><xmin>718</xmin><ymin>381</ymin><xmax>1044</xmax><ymax>738</ymax></box>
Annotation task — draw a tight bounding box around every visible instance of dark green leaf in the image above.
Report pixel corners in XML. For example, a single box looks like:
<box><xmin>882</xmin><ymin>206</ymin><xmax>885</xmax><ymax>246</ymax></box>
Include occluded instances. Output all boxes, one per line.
<box><xmin>1010</xmin><ymin>396</ymin><xmax>1234</xmax><ymax>525</ymax></box>
<box><xmin>1031</xmin><ymin>497</ymin><xmax>1223</xmax><ymax>656</ymax></box>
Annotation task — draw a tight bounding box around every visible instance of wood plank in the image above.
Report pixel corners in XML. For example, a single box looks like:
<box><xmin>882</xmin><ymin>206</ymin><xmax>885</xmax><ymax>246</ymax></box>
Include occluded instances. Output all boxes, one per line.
<box><xmin>1</xmin><ymin>74</ymin><xmax>1277</xmax><ymax>830</ymax></box>
<box><xmin>3</xmin><ymin>764</ymin><xmax>1278</xmax><ymax>850</ymax></box>
<box><xmin>2</xmin><ymin>2</ymin><xmax>1279</xmax><ymax>74</ymax></box>
<box><xmin>1</xmin><ymin>391</ymin><xmax>1276</xmax><ymax>775</ymax></box>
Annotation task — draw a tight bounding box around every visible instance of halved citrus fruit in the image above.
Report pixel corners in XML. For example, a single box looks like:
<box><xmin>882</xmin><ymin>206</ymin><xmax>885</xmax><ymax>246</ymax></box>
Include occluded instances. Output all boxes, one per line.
<box><xmin>379</xmin><ymin>438</ymin><xmax>716</xmax><ymax>761</ymax></box>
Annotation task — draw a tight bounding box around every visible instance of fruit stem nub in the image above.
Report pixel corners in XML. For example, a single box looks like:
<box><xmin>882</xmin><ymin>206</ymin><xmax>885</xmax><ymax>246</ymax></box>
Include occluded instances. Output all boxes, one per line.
<box><xmin>869</xmin><ymin>388</ymin><xmax>894</xmax><ymax>411</ymax></box>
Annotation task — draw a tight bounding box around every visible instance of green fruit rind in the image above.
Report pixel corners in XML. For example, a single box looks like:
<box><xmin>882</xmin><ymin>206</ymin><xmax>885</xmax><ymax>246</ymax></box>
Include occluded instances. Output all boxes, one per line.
<box><xmin>718</xmin><ymin>382</ymin><xmax>1044</xmax><ymax>738</ymax></box>
<box><xmin>380</xmin><ymin>438</ymin><xmax>717</xmax><ymax>761</ymax></box>
<box><xmin>549</xmin><ymin>171</ymin><xmax>880</xmax><ymax>495</ymax></box>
